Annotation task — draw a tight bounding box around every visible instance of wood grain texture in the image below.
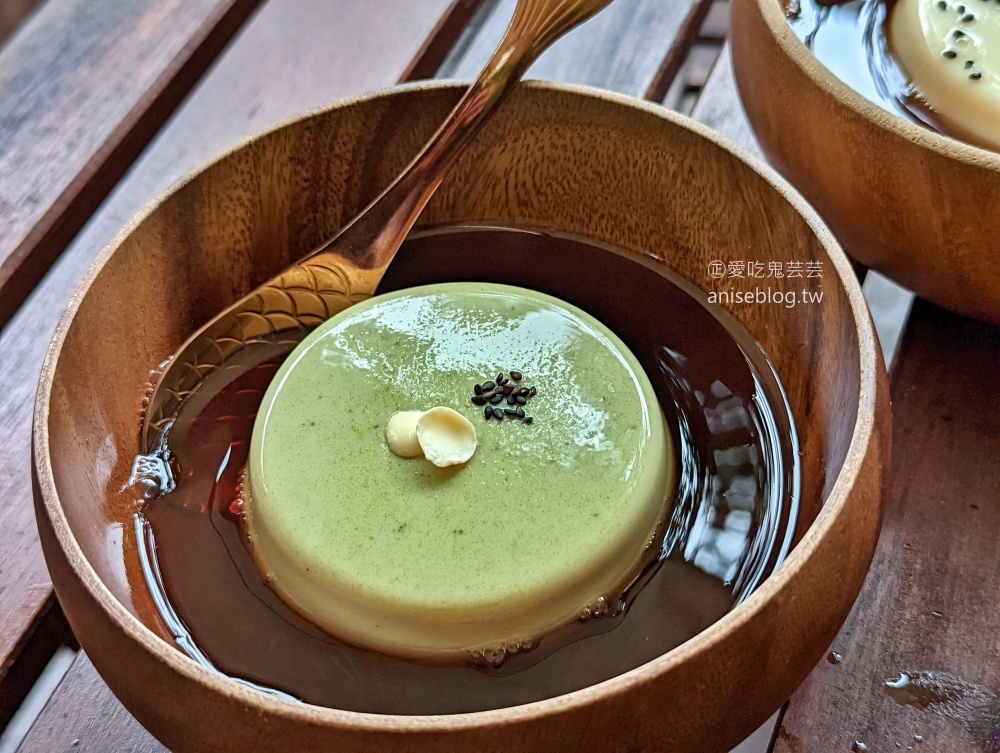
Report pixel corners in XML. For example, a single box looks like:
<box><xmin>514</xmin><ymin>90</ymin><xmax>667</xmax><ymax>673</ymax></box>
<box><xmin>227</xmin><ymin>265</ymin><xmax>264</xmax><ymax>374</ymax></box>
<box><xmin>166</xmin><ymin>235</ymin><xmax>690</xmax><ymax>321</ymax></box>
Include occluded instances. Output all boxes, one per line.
<box><xmin>33</xmin><ymin>80</ymin><xmax>887</xmax><ymax>753</ymax></box>
<box><xmin>731</xmin><ymin>0</ymin><xmax>1000</xmax><ymax>325</ymax></box>
<box><xmin>401</xmin><ymin>0</ymin><xmax>488</xmax><ymax>81</ymax></box>
<box><xmin>0</xmin><ymin>594</ymin><xmax>72</xmax><ymax>732</ymax></box>
<box><xmin>774</xmin><ymin>302</ymin><xmax>1000</xmax><ymax>753</ymax></box>
<box><xmin>16</xmin><ymin>5</ymin><xmax>732</xmax><ymax>749</ymax></box>
<box><xmin>18</xmin><ymin>654</ymin><xmax>163</xmax><ymax>753</ymax></box>
<box><xmin>0</xmin><ymin>0</ymin><xmax>264</xmax><ymax>328</ymax></box>
<box><xmin>441</xmin><ymin>0</ymin><xmax>713</xmax><ymax>97</ymax></box>
<box><xmin>0</xmin><ymin>0</ymin><xmax>256</xmax><ymax>703</ymax></box>
<box><xmin>0</xmin><ymin>0</ymin><xmax>41</xmax><ymax>46</ymax></box>
<box><xmin>3</xmin><ymin>0</ymin><xmax>456</xmax><ymax>746</ymax></box>
<box><xmin>0</xmin><ymin>0</ymin><xmax>264</xmax><ymax>708</ymax></box>
<box><xmin>689</xmin><ymin>44</ymin><xmax>761</xmax><ymax>159</ymax></box>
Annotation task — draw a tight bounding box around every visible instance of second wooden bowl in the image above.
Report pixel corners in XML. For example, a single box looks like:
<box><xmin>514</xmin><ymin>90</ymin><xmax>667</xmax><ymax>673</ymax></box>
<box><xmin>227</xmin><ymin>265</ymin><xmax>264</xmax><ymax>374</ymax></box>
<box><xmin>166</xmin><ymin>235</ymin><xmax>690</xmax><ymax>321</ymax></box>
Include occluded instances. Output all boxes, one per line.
<box><xmin>34</xmin><ymin>81</ymin><xmax>889</xmax><ymax>752</ymax></box>
<box><xmin>731</xmin><ymin>0</ymin><xmax>1000</xmax><ymax>324</ymax></box>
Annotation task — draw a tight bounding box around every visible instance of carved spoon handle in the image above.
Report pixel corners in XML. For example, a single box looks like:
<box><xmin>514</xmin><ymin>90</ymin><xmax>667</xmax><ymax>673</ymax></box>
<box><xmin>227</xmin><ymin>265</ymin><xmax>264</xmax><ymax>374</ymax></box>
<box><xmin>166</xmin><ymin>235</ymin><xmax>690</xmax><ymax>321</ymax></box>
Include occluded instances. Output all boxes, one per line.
<box><xmin>139</xmin><ymin>0</ymin><xmax>614</xmax><ymax>460</ymax></box>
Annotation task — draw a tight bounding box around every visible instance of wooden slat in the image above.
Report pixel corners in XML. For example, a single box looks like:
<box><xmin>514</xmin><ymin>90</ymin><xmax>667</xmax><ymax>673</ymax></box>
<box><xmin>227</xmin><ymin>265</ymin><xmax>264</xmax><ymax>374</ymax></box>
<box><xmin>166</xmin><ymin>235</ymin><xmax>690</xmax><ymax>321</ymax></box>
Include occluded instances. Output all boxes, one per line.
<box><xmin>0</xmin><ymin>0</ymin><xmax>42</xmax><ymax>46</ymax></box>
<box><xmin>0</xmin><ymin>0</ymin><xmax>264</xmax><ymax>328</ymax></box>
<box><xmin>5</xmin><ymin>0</ymin><xmax>459</xmax><ymax>748</ymax></box>
<box><xmin>18</xmin><ymin>2</ymin><xmax>717</xmax><ymax>748</ymax></box>
<box><xmin>689</xmin><ymin>44</ymin><xmax>762</xmax><ymax>158</ymax></box>
<box><xmin>0</xmin><ymin>595</ymin><xmax>72</xmax><ymax>731</ymax></box>
<box><xmin>0</xmin><ymin>0</ymin><xmax>264</xmax><ymax>702</ymax></box>
<box><xmin>691</xmin><ymin>45</ymin><xmax>1000</xmax><ymax>753</ymax></box>
<box><xmin>441</xmin><ymin>0</ymin><xmax>713</xmax><ymax>99</ymax></box>
<box><xmin>774</xmin><ymin>302</ymin><xmax>1000</xmax><ymax>753</ymax></box>
<box><xmin>401</xmin><ymin>0</ymin><xmax>487</xmax><ymax>82</ymax></box>
<box><xmin>701</xmin><ymin>0</ymin><xmax>731</xmax><ymax>40</ymax></box>
<box><xmin>18</xmin><ymin>654</ymin><xmax>162</xmax><ymax>753</ymax></box>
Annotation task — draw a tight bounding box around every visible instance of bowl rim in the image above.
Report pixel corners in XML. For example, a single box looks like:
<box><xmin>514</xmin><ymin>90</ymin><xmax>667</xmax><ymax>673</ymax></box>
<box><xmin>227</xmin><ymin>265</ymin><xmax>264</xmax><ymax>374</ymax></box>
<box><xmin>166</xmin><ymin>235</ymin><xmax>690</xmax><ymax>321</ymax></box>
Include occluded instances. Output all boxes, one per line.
<box><xmin>33</xmin><ymin>79</ymin><xmax>883</xmax><ymax>733</ymax></box>
<box><xmin>749</xmin><ymin>0</ymin><xmax>1000</xmax><ymax>170</ymax></box>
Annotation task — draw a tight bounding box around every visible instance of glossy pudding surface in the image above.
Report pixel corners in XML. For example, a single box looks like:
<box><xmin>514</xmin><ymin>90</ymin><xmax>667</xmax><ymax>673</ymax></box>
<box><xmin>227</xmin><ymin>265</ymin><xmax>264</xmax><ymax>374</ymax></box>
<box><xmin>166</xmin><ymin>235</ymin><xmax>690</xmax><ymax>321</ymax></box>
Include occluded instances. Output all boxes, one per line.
<box><xmin>245</xmin><ymin>282</ymin><xmax>672</xmax><ymax>659</ymax></box>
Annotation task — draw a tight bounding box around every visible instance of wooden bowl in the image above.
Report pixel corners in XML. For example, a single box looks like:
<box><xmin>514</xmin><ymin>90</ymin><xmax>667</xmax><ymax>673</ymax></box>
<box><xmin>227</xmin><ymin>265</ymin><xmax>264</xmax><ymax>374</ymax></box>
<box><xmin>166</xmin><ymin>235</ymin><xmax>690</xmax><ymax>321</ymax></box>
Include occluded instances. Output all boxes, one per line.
<box><xmin>33</xmin><ymin>81</ymin><xmax>889</xmax><ymax>753</ymax></box>
<box><xmin>731</xmin><ymin>0</ymin><xmax>1000</xmax><ymax>324</ymax></box>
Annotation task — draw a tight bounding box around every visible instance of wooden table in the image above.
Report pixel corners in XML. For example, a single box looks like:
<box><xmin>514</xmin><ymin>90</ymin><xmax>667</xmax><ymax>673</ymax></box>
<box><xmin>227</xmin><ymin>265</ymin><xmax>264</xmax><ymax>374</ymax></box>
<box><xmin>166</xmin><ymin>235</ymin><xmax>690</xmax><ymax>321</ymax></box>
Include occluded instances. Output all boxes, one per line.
<box><xmin>1</xmin><ymin>2</ymin><xmax>996</xmax><ymax>751</ymax></box>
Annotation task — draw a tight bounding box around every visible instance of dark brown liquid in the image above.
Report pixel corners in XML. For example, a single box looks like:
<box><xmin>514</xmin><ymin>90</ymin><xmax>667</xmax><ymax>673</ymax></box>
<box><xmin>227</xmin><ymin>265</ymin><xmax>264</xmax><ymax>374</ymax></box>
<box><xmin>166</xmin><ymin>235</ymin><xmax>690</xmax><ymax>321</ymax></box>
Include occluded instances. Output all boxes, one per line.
<box><xmin>139</xmin><ymin>226</ymin><xmax>799</xmax><ymax>714</ymax></box>
<box><xmin>788</xmin><ymin>0</ymin><xmax>953</xmax><ymax>136</ymax></box>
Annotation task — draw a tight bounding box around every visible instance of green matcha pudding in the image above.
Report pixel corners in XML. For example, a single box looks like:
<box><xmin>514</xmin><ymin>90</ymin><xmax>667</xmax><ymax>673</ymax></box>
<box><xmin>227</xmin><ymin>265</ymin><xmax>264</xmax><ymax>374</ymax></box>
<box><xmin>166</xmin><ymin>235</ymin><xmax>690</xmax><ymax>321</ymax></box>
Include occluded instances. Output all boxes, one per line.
<box><xmin>245</xmin><ymin>282</ymin><xmax>673</xmax><ymax>661</ymax></box>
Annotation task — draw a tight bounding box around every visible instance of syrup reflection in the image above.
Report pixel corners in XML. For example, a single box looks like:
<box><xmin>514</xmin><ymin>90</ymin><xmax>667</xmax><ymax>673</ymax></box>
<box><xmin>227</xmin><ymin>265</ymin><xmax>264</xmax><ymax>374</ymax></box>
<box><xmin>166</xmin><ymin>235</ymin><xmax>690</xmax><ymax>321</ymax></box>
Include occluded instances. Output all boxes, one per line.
<box><xmin>658</xmin><ymin>345</ymin><xmax>798</xmax><ymax>603</ymax></box>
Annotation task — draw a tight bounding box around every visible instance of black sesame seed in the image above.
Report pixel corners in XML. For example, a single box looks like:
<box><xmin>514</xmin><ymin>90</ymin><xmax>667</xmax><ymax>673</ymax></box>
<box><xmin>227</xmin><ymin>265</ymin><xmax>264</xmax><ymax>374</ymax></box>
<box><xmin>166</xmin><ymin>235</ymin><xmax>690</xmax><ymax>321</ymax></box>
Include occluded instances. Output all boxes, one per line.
<box><xmin>953</xmin><ymin>28</ymin><xmax>966</xmax><ymax>37</ymax></box>
<box><xmin>528</xmin><ymin>387</ymin><xmax>537</xmax><ymax>397</ymax></box>
<box><xmin>510</xmin><ymin>385</ymin><xmax>522</xmax><ymax>397</ymax></box>
<box><xmin>485</xmin><ymin>405</ymin><xmax>493</xmax><ymax>420</ymax></box>
<box><xmin>472</xmin><ymin>395</ymin><xmax>487</xmax><ymax>405</ymax></box>
<box><xmin>961</xmin><ymin>11</ymin><xmax>975</xmax><ymax>19</ymax></box>
<box><xmin>492</xmin><ymin>407</ymin><xmax>504</xmax><ymax>419</ymax></box>
<box><xmin>515</xmin><ymin>407</ymin><xmax>525</xmax><ymax>418</ymax></box>
<box><xmin>507</xmin><ymin>395</ymin><xmax>517</xmax><ymax>405</ymax></box>
<box><xmin>965</xmin><ymin>59</ymin><xmax>974</xmax><ymax>68</ymax></box>
<box><xmin>515</xmin><ymin>395</ymin><xmax>527</xmax><ymax>405</ymax></box>
<box><xmin>937</xmin><ymin>0</ymin><xmax>947</xmax><ymax>6</ymax></box>
<box><xmin>490</xmin><ymin>394</ymin><xmax>503</xmax><ymax>405</ymax></box>
<box><xmin>943</xmin><ymin>49</ymin><xmax>958</xmax><ymax>58</ymax></box>
<box><xmin>524</xmin><ymin>416</ymin><xmax>533</xmax><ymax>425</ymax></box>
<box><xmin>957</xmin><ymin>3</ymin><xmax>965</xmax><ymax>10</ymax></box>
<box><xmin>482</xmin><ymin>381</ymin><xmax>495</xmax><ymax>392</ymax></box>
<box><xmin>970</xmin><ymin>71</ymin><xmax>983</xmax><ymax>79</ymax></box>
<box><xmin>504</xmin><ymin>408</ymin><xmax>517</xmax><ymax>416</ymax></box>
<box><xmin>474</xmin><ymin>384</ymin><xmax>483</xmax><ymax>395</ymax></box>
<box><xmin>510</xmin><ymin>371</ymin><xmax>522</xmax><ymax>381</ymax></box>
<box><xmin>496</xmin><ymin>373</ymin><xmax>506</xmax><ymax>384</ymax></box>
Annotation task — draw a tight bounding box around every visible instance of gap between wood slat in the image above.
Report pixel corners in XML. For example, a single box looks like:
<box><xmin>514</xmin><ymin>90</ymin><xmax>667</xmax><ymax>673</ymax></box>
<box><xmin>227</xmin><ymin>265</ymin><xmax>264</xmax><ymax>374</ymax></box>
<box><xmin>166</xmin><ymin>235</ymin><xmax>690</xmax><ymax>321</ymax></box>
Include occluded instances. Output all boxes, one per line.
<box><xmin>441</xmin><ymin>0</ymin><xmax>713</xmax><ymax>99</ymax></box>
<box><xmin>0</xmin><ymin>596</ymin><xmax>72</xmax><ymax>732</ymax></box>
<box><xmin>401</xmin><ymin>0</ymin><xmax>487</xmax><ymax>81</ymax></box>
<box><xmin>13</xmin><ymin>2</ymin><xmax>722</xmax><ymax>749</ymax></box>
<box><xmin>0</xmin><ymin>0</ymin><xmax>42</xmax><ymax>48</ymax></box>
<box><xmin>643</xmin><ymin>0</ymin><xmax>715</xmax><ymax>102</ymax></box>
<box><xmin>773</xmin><ymin>302</ymin><xmax>1000</xmax><ymax>753</ymax></box>
<box><xmin>4</xmin><ymin>1</ymin><xmax>477</xmax><ymax>747</ymax></box>
<box><xmin>0</xmin><ymin>647</ymin><xmax>74</xmax><ymax>753</ymax></box>
<box><xmin>688</xmin><ymin>42</ymin><xmax>925</xmax><ymax>753</ymax></box>
<box><xmin>0</xmin><ymin>0</ymin><xmax>265</xmax><ymax>330</ymax></box>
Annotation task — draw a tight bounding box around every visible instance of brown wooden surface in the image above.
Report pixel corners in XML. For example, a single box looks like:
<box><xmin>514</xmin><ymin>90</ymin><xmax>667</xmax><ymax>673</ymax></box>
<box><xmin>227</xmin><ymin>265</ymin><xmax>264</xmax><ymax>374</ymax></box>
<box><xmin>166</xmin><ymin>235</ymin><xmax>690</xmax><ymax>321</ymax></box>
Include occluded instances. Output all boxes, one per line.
<box><xmin>402</xmin><ymin>0</ymin><xmax>487</xmax><ymax>81</ymax></box>
<box><xmin>0</xmin><ymin>0</ymin><xmax>42</xmax><ymax>45</ymax></box>
<box><xmin>692</xmin><ymin>43</ymin><xmax>1000</xmax><ymax>753</ymax></box>
<box><xmin>770</xmin><ymin>305</ymin><xmax>1000</xmax><ymax>752</ymax></box>
<box><xmin>0</xmin><ymin>0</ymin><xmax>262</xmax><ymax>711</ymax></box>
<box><xmin>0</xmin><ymin>594</ymin><xmax>72</xmax><ymax>730</ymax></box>
<box><xmin>3</xmin><ymin>0</ymin><xmax>459</xmax><ymax>749</ymax></box>
<box><xmin>689</xmin><ymin>43</ymin><xmax>761</xmax><ymax>160</ymax></box>
<box><xmin>0</xmin><ymin>0</ymin><xmax>264</xmax><ymax>328</ymax></box>
<box><xmin>731</xmin><ymin>0</ymin><xmax>1000</xmax><ymax>325</ymax></box>
<box><xmin>16</xmin><ymin>2</ymin><xmax>763</xmax><ymax>750</ymax></box>
<box><xmin>443</xmin><ymin>0</ymin><xmax>712</xmax><ymax>98</ymax></box>
<box><xmin>12</xmin><ymin>2</ymin><xmax>981</xmax><ymax>752</ymax></box>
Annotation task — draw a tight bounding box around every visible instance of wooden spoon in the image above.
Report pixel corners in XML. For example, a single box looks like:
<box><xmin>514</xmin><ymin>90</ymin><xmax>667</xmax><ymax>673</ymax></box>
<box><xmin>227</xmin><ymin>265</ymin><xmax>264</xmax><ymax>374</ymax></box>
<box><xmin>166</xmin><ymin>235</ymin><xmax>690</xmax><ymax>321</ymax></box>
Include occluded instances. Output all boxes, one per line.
<box><xmin>133</xmin><ymin>0</ymin><xmax>613</xmax><ymax>491</ymax></box>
